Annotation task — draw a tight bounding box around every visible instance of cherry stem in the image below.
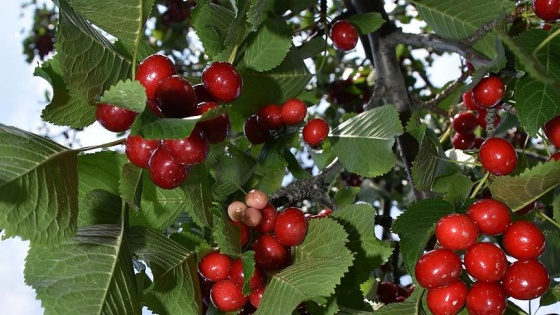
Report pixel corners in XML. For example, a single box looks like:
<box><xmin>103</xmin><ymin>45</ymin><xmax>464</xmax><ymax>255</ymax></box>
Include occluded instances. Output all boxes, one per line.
<box><xmin>536</xmin><ymin>210</ymin><xmax>560</xmax><ymax>230</ymax></box>
<box><xmin>469</xmin><ymin>172</ymin><xmax>489</xmax><ymax>199</ymax></box>
<box><xmin>74</xmin><ymin>138</ymin><xmax>126</xmax><ymax>153</ymax></box>
<box><xmin>438</xmin><ymin>125</ymin><xmax>452</xmax><ymax>144</ymax></box>
<box><xmin>228</xmin><ymin>45</ymin><xmax>239</xmax><ymax>65</ymax></box>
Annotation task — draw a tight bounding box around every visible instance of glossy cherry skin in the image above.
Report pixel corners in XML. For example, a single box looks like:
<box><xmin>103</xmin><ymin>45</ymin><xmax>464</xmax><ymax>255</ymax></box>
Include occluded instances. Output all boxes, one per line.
<box><xmin>95</xmin><ymin>103</ymin><xmax>137</xmax><ymax>132</ymax></box>
<box><xmin>228</xmin><ymin>258</ymin><xmax>266</xmax><ymax>291</ymax></box>
<box><xmin>462</xmin><ymin>90</ymin><xmax>480</xmax><ymax>111</ymax></box>
<box><xmin>414</xmin><ymin>249</ymin><xmax>462</xmax><ymax>289</ymax></box>
<box><xmin>258</xmin><ymin>104</ymin><xmax>284</xmax><ymax>130</ymax></box>
<box><xmin>155</xmin><ymin>75</ymin><xmax>197</xmax><ymax>118</ymax></box>
<box><xmin>254</xmin><ymin>202</ymin><xmax>278</xmax><ymax>233</ymax></box>
<box><xmin>194</xmin><ymin>101</ymin><xmax>231</xmax><ymax>144</ymax></box>
<box><xmin>533</xmin><ymin>0</ymin><xmax>560</xmax><ymax>21</ymax></box>
<box><xmin>435</xmin><ymin>213</ymin><xmax>479</xmax><ymax>250</ymax></box>
<box><xmin>147</xmin><ymin>147</ymin><xmax>187</xmax><ymax>189</ymax></box>
<box><xmin>466</xmin><ymin>282</ymin><xmax>507</xmax><ymax>315</ymax></box>
<box><xmin>252</xmin><ymin>234</ymin><xmax>290</xmax><ymax>272</ymax></box>
<box><xmin>281</xmin><ymin>99</ymin><xmax>307</xmax><ymax>125</ymax></box>
<box><xmin>453</xmin><ymin>112</ymin><xmax>478</xmax><ymax>135</ymax></box>
<box><xmin>199</xmin><ymin>252</ymin><xmax>233</xmax><ymax>282</ymax></box>
<box><xmin>544</xmin><ymin>114</ymin><xmax>560</xmax><ymax>148</ymax></box>
<box><xmin>274</xmin><ymin>207</ymin><xmax>308</xmax><ymax>247</ymax></box>
<box><xmin>472</xmin><ymin>76</ymin><xmax>505</xmax><ymax>109</ymax></box>
<box><xmin>330</xmin><ymin>20</ymin><xmax>359</xmax><ymax>51</ymax></box>
<box><xmin>426</xmin><ymin>279</ymin><xmax>467</xmax><ymax>315</ymax></box>
<box><xmin>210</xmin><ymin>279</ymin><xmax>248</xmax><ymax>312</ymax></box>
<box><xmin>193</xmin><ymin>83</ymin><xmax>217</xmax><ymax>104</ymax></box>
<box><xmin>136</xmin><ymin>54</ymin><xmax>176</xmax><ymax>100</ymax></box>
<box><xmin>479</xmin><ymin>137</ymin><xmax>517</xmax><ymax>176</ymax></box>
<box><xmin>377</xmin><ymin>281</ymin><xmax>398</xmax><ymax>304</ymax></box>
<box><xmin>466</xmin><ymin>199</ymin><xmax>511</xmax><ymax>236</ymax></box>
<box><xmin>244</xmin><ymin>114</ymin><xmax>270</xmax><ymax>145</ymax></box>
<box><xmin>548</xmin><ymin>151</ymin><xmax>560</xmax><ymax>161</ymax></box>
<box><xmin>161</xmin><ymin>129</ymin><xmax>209</xmax><ymax>166</ymax></box>
<box><xmin>503</xmin><ymin>220</ymin><xmax>545</xmax><ymax>260</ymax></box>
<box><xmin>464</xmin><ymin>242</ymin><xmax>508</xmax><ymax>282</ymax></box>
<box><xmin>146</xmin><ymin>99</ymin><xmax>164</xmax><ymax>117</ymax></box>
<box><xmin>303</xmin><ymin>118</ymin><xmax>330</xmax><ymax>147</ymax></box>
<box><xmin>201</xmin><ymin>61</ymin><xmax>242</xmax><ymax>103</ymax></box>
<box><xmin>502</xmin><ymin>259</ymin><xmax>550</xmax><ymax>300</ymax></box>
<box><xmin>125</xmin><ymin>135</ymin><xmax>160</xmax><ymax>168</ymax></box>
<box><xmin>249</xmin><ymin>286</ymin><xmax>265</xmax><ymax>308</ymax></box>
<box><xmin>451</xmin><ymin>132</ymin><xmax>475</xmax><ymax>150</ymax></box>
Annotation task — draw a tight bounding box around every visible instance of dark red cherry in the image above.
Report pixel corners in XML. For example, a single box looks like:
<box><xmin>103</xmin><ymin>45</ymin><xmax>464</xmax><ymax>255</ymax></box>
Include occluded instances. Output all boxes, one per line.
<box><xmin>148</xmin><ymin>147</ymin><xmax>187</xmax><ymax>189</ymax></box>
<box><xmin>136</xmin><ymin>54</ymin><xmax>176</xmax><ymax>100</ymax></box>
<box><xmin>451</xmin><ymin>132</ymin><xmax>475</xmax><ymax>150</ymax></box>
<box><xmin>544</xmin><ymin>114</ymin><xmax>560</xmax><ymax>148</ymax></box>
<box><xmin>453</xmin><ymin>112</ymin><xmax>478</xmax><ymax>134</ymax></box>
<box><xmin>251</xmin><ymin>234</ymin><xmax>290</xmax><ymax>272</ymax></box>
<box><xmin>274</xmin><ymin>207</ymin><xmax>308</xmax><ymax>247</ymax></box>
<box><xmin>161</xmin><ymin>129</ymin><xmax>209</xmax><ymax>166</ymax></box>
<box><xmin>258</xmin><ymin>104</ymin><xmax>284</xmax><ymax>130</ymax></box>
<box><xmin>193</xmin><ymin>83</ymin><xmax>217</xmax><ymax>104</ymax></box>
<box><xmin>96</xmin><ymin>103</ymin><xmax>137</xmax><ymax>132</ymax></box>
<box><xmin>155</xmin><ymin>75</ymin><xmax>197</xmax><ymax>118</ymax></box>
<box><xmin>125</xmin><ymin>135</ymin><xmax>160</xmax><ymax>168</ymax></box>
<box><xmin>201</xmin><ymin>61</ymin><xmax>243</xmax><ymax>103</ymax></box>
<box><xmin>194</xmin><ymin>101</ymin><xmax>231</xmax><ymax>144</ymax></box>
<box><xmin>244</xmin><ymin>114</ymin><xmax>270</xmax><ymax>145</ymax></box>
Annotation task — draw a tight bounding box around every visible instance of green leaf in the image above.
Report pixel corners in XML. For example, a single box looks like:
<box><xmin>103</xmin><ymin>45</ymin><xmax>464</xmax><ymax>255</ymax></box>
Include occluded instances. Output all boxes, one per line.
<box><xmin>0</xmin><ymin>124</ymin><xmax>77</xmax><ymax>244</ymax></box>
<box><xmin>256</xmin><ymin>218</ymin><xmax>354</xmax><ymax>314</ymax></box>
<box><xmin>508</xmin><ymin>29</ymin><xmax>560</xmax><ymax>135</ymax></box>
<box><xmin>128</xmin><ymin>227</ymin><xmax>202</xmax><ymax>314</ymax></box>
<box><xmin>191</xmin><ymin>1</ymin><xmax>235</xmax><ymax>58</ymax></box>
<box><xmin>120</xmin><ymin>163</ymin><xmax>143</xmax><ymax>211</ymax></box>
<box><xmin>100</xmin><ymin>80</ymin><xmax>146</xmax><ymax>113</ymax></box>
<box><xmin>540</xmin><ymin>230</ymin><xmax>560</xmax><ymax>279</ymax></box>
<box><xmin>231</xmin><ymin>46</ymin><xmax>312</xmax><ymax>118</ymax></box>
<box><xmin>25</xmin><ymin>224</ymin><xmax>141</xmax><ymax>314</ymax></box>
<box><xmin>407</xmin><ymin>115</ymin><xmax>441</xmax><ymax>191</ymax></box>
<box><xmin>183</xmin><ymin>164</ymin><xmax>214</xmax><ymax>229</ymax></box>
<box><xmin>212</xmin><ymin>146</ymin><xmax>257</xmax><ymax>200</ymax></box>
<box><xmin>139</xmin><ymin>117</ymin><xmax>199</xmax><ymax>140</ymax></box>
<box><xmin>374</xmin><ymin>300</ymin><xmax>422</xmax><ymax>315</ymax></box>
<box><xmin>298</xmin><ymin>37</ymin><xmax>328</xmax><ymax>60</ymax></box>
<box><xmin>392</xmin><ymin>199</ymin><xmax>455</xmax><ymax>280</ymax></box>
<box><xmin>413</xmin><ymin>0</ymin><xmax>514</xmax><ymax>59</ymax></box>
<box><xmin>282</xmin><ymin>148</ymin><xmax>312</xmax><ymax>180</ymax></box>
<box><xmin>225</xmin><ymin>0</ymin><xmax>252</xmax><ymax>48</ymax></box>
<box><xmin>347</xmin><ymin>13</ymin><xmax>385</xmax><ymax>34</ymax></box>
<box><xmin>77</xmin><ymin>152</ymin><xmax>127</xmax><ymax>226</ymax></box>
<box><xmin>444</xmin><ymin>174</ymin><xmax>473</xmax><ymax>208</ymax></box>
<box><xmin>240</xmin><ymin>250</ymin><xmax>256</xmax><ymax>295</ymax></box>
<box><xmin>212</xmin><ymin>208</ymin><xmax>242</xmax><ymax>255</ymax></box>
<box><xmin>330</xmin><ymin>105</ymin><xmax>404</xmax><ymax>177</ymax></box>
<box><xmin>244</xmin><ymin>16</ymin><xmax>293</xmax><ymax>72</ymax></box>
<box><xmin>129</xmin><ymin>170</ymin><xmax>186</xmax><ymax>230</ymax></box>
<box><xmin>247</xmin><ymin>0</ymin><xmax>274</xmax><ymax>31</ymax></box>
<box><xmin>331</xmin><ymin>204</ymin><xmax>393</xmax><ymax>309</ymax></box>
<box><xmin>489</xmin><ymin>161</ymin><xmax>560</xmax><ymax>211</ymax></box>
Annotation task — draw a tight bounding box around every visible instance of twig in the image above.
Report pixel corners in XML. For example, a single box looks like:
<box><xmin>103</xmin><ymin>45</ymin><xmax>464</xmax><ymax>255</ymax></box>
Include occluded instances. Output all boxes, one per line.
<box><xmin>415</xmin><ymin>70</ymin><xmax>471</xmax><ymax>115</ymax></box>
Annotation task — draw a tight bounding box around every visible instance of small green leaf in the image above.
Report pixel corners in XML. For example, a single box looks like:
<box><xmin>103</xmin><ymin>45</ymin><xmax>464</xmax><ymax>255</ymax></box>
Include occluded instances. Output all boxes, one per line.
<box><xmin>212</xmin><ymin>146</ymin><xmax>257</xmax><ymax>200</ymax></box>
<box><xmin>212</xmin><ymin>208</ymin><xmax>242</xmax><ymax>255</ymax></box>
<box><xmin>25</xmin><ymin>225</ymin><xmax>141</xmax><ymax>314</ymax></box>
<box><xmin>120</xmin><ymin>163</ymin><xmax>143</xmax><ymax>211</ymax></box>
<box><xmin>191</xmin><ymin>1</ymin><xmax>235</xmax><ymax>57</ymax></box>
<box><xmin>347</xmin><ymin>13</ymin><xmax>385</xmax><ymax>34</ymax></box>
<box><xmin>282</xmin><ymin>148</ymin><xmax>312</xmax><ymax>180</ymax></box>
<box><xmin>140</xmin><ymin>117</ymin><xmax>199</xmax><ymax>140</ymax></box>
<box><xmin>0</xmin><ymin>124</ymin><xmax>77</xmax><ymax>244</ymax></box>
<box><xmin>100</xmin><ymin>80</ymin><xmax>147</xmax><ymax>113</ymax></box>
<box><xmin>244</xmin><ymin>17</ymin><xmax>293</xmax><ymax>72</ymax></box>
<box><xmin>330</xmin><ymin>105</ymin><xmax>404</xmax><ymax>177</ymax></box>
<box><xmin>392</xmin><ymin>199</ymin><xmax>455</xmax><ymax>280</ymax></box>
<box><xmin>240</xmin><ymin>251</ymin><xmax>256</xmax><ymax>295</ymax></box>
<box><xmin>183</xmin><ymin>164</ymin><xmax>214</xmax><ymax>229</ymax></box>
<box><xmin>489</xmin><ymin>161</ymin><xmax>560</xmax><ymax>211</ymax></box>
<box><xmin>407</xmin><ymin>115</ymin><xmax>441</xmax><ymax>191</ymax></box>
<box><xmin>247</xmin><ymin>0</ymin><xmax>274</xmax><ymax>31</ymax></box>
<box><xmin>298</xmin><ymin>37</ymin><xmax>327</xmax><ymax>60</ymax></box>
<box><xmin>444</xmin><ymin>174</ymin><xmax>473</xmax><ymax>207</ymax></box>
<box><xmin>540</xmin><ymin>230</ymin><xmax>560</xmax><ymax>279</ymax></box>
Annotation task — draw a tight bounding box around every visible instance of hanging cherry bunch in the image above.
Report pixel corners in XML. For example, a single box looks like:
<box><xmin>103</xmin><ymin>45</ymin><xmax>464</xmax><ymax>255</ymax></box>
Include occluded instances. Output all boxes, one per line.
<box><xmin>95</xmin><ymin>54</ymin><xmax>241</xmax><ymax>189</ymax></box>
<box><xmin>415</xmin><ymin>198</ymin><xmax>549</xmax><ymax>315</ymax></box>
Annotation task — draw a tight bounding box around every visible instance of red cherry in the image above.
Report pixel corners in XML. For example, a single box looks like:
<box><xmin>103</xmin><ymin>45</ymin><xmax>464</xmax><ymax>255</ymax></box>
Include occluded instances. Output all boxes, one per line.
<box><xmin>303</xmin><ymin>118</ymin><xmax>330</xmax><ymax>147</ymax></box>
<box><xmin>281</xmin><ymin>99</ymin><xmax>307</xmax><ymax>125</ymax></box>
<box><xmin>376</xmin><ymin>281</ymin><xmax>398</xmax><ymax>304</ymax></box>
<box><xmin>155</xmin><ymin>75</ymin><xmax>197</xmax><ymax>118</ymax></box>
<box><xmin>466</xmin><ymin>282</ymin><xmax>507</xmax><ymax>315</ymax></box>
<box><xmin>426</xmin><ymin>279</ymin><xmax>467</xmax><ymax>315</ymax></box>
<box><xmin>473</xmin><ymin>136</ymin><xmax>486</xmax><ymax>149</ymax></box>
<box><xmin>199</xmin><ymin>252</ymin><xmax>233</xmax><ymax>282</ymax></box>
<box><xmin>502</xmin><ymin>259</ymin><xmax>550</xmax><ymax>300</ymax></box>
<box><xmin>194</xmin><ymin>101</ymin><xmax>231</xmax><ymax>144</ymax></box>
<box><xmin>452</xmin><ymin>112</ymin><xmax>478</xmax><ymax>135</ymax></box>
<box><xmin>193</xmin><ymin>83</ymin><xmax>217</xmax><ymax>104</ymax></box>
<box><xmin>228</xmin><ymin>258</ymin><xmax>266</xmax><ymax>291</ymax></box>
<box><xmin>251</xmin><ymin>234</ymin><xmax>290</xmax><ymax>271</ymax></box>
<box><xmin>533</xmin><ymin>0</ymin><xmax>560</xmax><ymax>21</ymax></box>
<box><xmin>464</xmin><ymin>242</ymin><xmax>508</xmax><ymax>282</ymax></box>
<box><xmin>258</xmin><ymin>104</ymin><xmax>284</xmax><ymax>130</ymax></box>
<box><xmin>516</xmin><ymin>201</ymin><xmax>537</xmax><ymax>215</ymax></box>
<box><xmin>435</xmin><ymin>213</ymin><xmax>479</xmax><ymax>250</ymax></box>
<box><xmin>244</xmin><ymin>114</ymin><xmax>270</xmax><ymax>145</ymax></box>
<box><xmin>462</xmin><ymin>90</ymin><xmax>480</xmax><ymax>111</ymax></box>
<box><xmin>479</xmin><ymin>137</ymin><xmax>517</xmax><ymax>176</ymax></box>
<box><xmin>548</xmin><ymin>151</ymin><xmax>560</xmax><ymax>161</ymax></box>
<box><xmin>146</xmin><ymin>99</ymin><xmax>164</xmax><ymax>117</ymax></box>
<box><xmin>125</xmin><ymin>135</ymin><xmax>159</xmax><ymax>168</ymax></box>
<box><xmin>210</xmin><ymin>279</ymin><xmax>248</xmax><ymax>312</ymax></box>
<box><xmin>201</xmin><ymin>61</ymin><xmax>242</xmax><ymax>103</ymax></box>
<box><xmin>466</xmin><ymin>199</ymin><xmax>511</xmax><ymax>236</ymax></box>
<box><xmin>472</xmin><ymin>76</ymin><xmax>505</xmax><ymax>109</ymax></box>
<box><xmin>544</xmin><ymin>114</ymin><xmax>560</xmax><ymax>148</ymax></box>
<box><xmin>249</xmin><ymin>286</ymin><xmax>265</xmax><ymax>308</ymax></box>
<box><xmin>95</xmin><ymin>103</ymin><xmax>137</xmax><ymax>132</ymax></box>
<box><xmin>414</xmin><ymin>249</ymin><xmax>462</xmax><ymax>289</ymax></box>
<box><xmin>136</xmin><ymin>54</ymin><xmax>176</xmax><ymax>100</ymax></box>
<box><xmin>147</xmin><ymin>147</ymin><xmax>187</xmax><ymax>189</ymax></box>
<box><xmin>254</xmin><ymin>203</ymin><xmax>278</xmax><ymax>233</ymax></box>
<box><xmin>274</xmin><ymin>207</ymin><xmax>308</xmax><ymax>247</ymax></box>
<box><xmin>245</xmin><ymin>189</ymin><xmax>268</xmax><ymax>210</ymax></box>
<box><xmin>476</xmin><ymin>109</ymin><xmax>501</xmax><ymax>129</ymax></box>
<box><xmin>161</xmin><ymin>129</ymin><xmax>209</xmax><ymax>166</ymax></box>
<box><xmin>451</xmin><ymin>132</ymin><xmax>475</xmax><ymax>150</ymax></box>
<box><xmin>330</xmin><ymin>20</ymin><xmax>359</xmax><ymax>51</ymax></box>
<box><xmin>503</xmin><ymin>220</ymin><xmax>546</xmax><ymax>260</ymax></box>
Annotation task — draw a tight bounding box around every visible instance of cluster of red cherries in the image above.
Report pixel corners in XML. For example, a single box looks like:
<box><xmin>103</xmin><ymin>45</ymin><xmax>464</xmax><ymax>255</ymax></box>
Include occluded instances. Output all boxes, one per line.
<box><xmin>243</xmin><ymin>99</ymin><xmax>330</xmax><ymax>148</ymax></box>
<box><xmin>415</xmin><ymin>198</ymin><xmax>549</xmax><ymax>315</ymax></box>
<box><xmin>95</xmin><ymin>54</ymin><xmax>241</xmax><ymax>189</ymax></box>
<box><xmin>198</xmin><ymin>189</ymin><xmax>321</xmax><ymax>313</ymax></box>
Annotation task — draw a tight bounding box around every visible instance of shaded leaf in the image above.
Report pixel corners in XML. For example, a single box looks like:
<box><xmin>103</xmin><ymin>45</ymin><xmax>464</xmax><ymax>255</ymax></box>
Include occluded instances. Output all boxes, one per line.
<box><xmin>212</xmin><ymin>208</ymin><xmax>242</xmax><ymax>255</ymax></box>
<box><xmin>120</xmin><ymin>163</ymin><xmax>143</xmax><ymax>211</ymax></box>
<box><xmin>407</xmin><ymin>115</ymin><xmax>440</xmax><ymax>191</ymax></box>
<box><xmin>347</xmin><ymin>13</ymin><xmax>385</xmax><ymax>34</ymax></box>
<box><xmin>247</xmin><ymin>0</ymin><xmax>274</xmax><ymax>31</ymax></box>
<box><xmin>212</xmin><ymin>146</ymin><xmax>257</xmax><ymax>200</ymax></box>
<box><xmin>183</xmin><ymin>164</ymin><xmax>214</xmax><ymax>229</ymax></box>
<box><xmin>191</xmin><ymin>1</ymin><xmax>235</xmax><ymax>57</ymax></box>
<box><xmin>100</xmin><ymin>80</ymin><xmax>147</xmax><ymax>113</ymax></box>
